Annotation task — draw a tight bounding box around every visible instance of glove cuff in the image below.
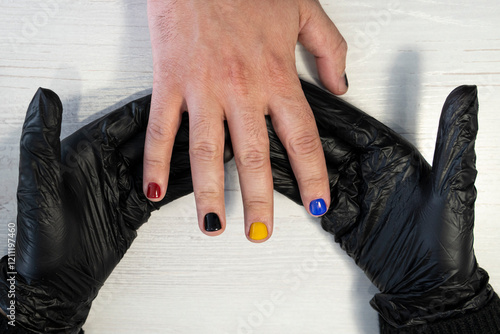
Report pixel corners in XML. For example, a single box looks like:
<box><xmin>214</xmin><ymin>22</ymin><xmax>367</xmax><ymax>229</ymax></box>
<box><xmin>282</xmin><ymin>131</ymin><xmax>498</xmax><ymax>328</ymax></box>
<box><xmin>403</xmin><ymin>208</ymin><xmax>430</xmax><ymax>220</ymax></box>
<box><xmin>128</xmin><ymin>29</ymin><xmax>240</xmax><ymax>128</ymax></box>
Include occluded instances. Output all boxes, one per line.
<box><xmin>370</xmin><ymin>266</ymin><xmax>494</xmax><ymax>328</ymax></box>
<box><xmin>1</xmin><ymin>256</ymin><xmax>90</xmax><ymax>333</ymax></box>
<box><xmin>378</xmin><ymin>291</ymin><xmax>500</xmax><ymax>334</ymax></box>
<box><xmin>1</xmin><ymin>314</ymin><xmax>85</xmax><ymax>334</ymax></box>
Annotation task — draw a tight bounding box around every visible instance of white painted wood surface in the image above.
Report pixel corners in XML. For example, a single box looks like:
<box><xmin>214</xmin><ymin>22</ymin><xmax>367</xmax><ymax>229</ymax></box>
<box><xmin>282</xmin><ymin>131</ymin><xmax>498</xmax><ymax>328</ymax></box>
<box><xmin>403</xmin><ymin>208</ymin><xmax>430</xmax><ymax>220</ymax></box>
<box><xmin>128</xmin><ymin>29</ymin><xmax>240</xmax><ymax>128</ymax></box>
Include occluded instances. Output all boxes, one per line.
<box><xmin>1</xmin><ymin>1</ymin><xmax>499</xmax><ymax>333</ymax></box>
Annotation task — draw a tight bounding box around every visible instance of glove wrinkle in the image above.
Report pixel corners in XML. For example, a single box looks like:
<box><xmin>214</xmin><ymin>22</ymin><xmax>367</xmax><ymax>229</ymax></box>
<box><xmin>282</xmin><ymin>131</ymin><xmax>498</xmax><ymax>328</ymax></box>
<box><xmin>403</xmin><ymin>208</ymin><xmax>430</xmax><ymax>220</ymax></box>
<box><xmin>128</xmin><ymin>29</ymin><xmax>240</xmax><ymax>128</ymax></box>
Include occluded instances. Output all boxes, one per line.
<box><xmin>1</xmin><ymin>81</ymin><xmax>496</xmax><ymax>333</ymax></box>
<box><xmin>273</xmin><ymin>80</ymin><xmax>493</xmax><ymax>329</ymax></box>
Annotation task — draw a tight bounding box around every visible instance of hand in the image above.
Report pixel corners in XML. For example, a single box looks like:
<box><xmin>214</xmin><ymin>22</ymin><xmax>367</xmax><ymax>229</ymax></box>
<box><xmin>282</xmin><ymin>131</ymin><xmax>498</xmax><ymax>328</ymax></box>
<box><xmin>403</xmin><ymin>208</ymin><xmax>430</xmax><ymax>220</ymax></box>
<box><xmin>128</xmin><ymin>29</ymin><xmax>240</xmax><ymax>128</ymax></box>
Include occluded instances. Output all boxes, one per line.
<box><xmin>145</xmin><ymin>0</ymin><xmax>348</xmax><ymax>242</ymax></box>
<box><xmin>0</xmin><ymin>89</ymin><xmax>194</xmax><ymax>332</ymax></box>
<box><xmin>270</xmin><ymin>81</ymin><xmax>495</xmax><ymax>330</ymax></box>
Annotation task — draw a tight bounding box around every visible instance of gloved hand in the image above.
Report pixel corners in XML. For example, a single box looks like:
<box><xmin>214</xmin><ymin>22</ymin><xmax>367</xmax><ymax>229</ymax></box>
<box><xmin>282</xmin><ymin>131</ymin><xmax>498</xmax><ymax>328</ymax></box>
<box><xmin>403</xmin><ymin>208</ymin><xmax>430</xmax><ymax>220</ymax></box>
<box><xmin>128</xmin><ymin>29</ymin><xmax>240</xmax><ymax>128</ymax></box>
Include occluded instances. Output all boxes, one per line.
<box><xmin>0</xmin><ymin>88</ymin><xmax>199</xmax><ymax>333</ymax></box>
<box><xmin>2</xmin><ymin>81</ymin><xmax>498</xmax><ymax>333</ymax></box>
<box><xmin>270</xmin><ymin>80</ymin><xmax>498</xmax><ymax>331</ymax></box>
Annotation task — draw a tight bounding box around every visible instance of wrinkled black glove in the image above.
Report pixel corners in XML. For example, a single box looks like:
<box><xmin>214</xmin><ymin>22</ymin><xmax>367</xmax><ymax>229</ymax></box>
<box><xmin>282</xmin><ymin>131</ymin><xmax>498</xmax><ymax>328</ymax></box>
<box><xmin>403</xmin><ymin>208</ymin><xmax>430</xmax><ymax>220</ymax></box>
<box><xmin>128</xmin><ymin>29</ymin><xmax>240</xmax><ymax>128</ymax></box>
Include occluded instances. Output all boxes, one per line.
<box><xmin>270</xmin><ymin>80</ymin><xmax>498</xmax><ymax>332</ymax></box>
<box><xmin>2</xmin><ymin>81</ymin><xmax>499</xmax><ymax>333</ymax></box>
<box><xmin>0</xmin><ymin>88</ymin><xmax>198</xmax><ymax>333</ymax></box>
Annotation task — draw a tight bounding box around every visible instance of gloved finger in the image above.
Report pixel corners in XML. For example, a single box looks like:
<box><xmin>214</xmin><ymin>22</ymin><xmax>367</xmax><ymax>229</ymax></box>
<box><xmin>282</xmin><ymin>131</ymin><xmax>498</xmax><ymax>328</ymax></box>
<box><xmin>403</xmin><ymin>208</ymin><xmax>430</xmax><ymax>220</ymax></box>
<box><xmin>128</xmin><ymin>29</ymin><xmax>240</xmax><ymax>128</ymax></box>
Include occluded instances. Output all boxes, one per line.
<box><xmin>16</xmin><ymin>88</ymin><xmax>65</xmax><ymax>279</ymax></box>
<box><xmin>431</xmin><ymin>85</ymin><xmax>479</xmax><ymax>226</ymax></box>
<box><xmin>301</xmin><ymin>79</ymin><xmax>399</xmax><ymax>151</ymax></box>
<box><xmin>320</xmin><ymin>158</ymin><xmax>361</xmax><ymax>247</ymax></box>
<box><xmin>67</xmin><ymin>94</ymin><xmax>152</xmax><ymax>154</ymax></box>
<box><xmin>99</xmin><ymin>94</ymin><xmax>152</xmax><ymax>148</ymax></box>
<box><xmin>432</xmin><ymin>85</ymin><xmax>478</xmax><ymax>191</ymax></box>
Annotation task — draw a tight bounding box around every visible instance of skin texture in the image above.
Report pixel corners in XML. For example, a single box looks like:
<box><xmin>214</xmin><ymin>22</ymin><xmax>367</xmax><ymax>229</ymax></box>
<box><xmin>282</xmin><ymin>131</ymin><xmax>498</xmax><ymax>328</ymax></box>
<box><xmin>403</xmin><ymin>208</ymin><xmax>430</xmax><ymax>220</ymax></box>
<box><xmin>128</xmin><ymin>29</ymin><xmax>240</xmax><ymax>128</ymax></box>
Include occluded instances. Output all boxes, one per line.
<box><xmin>145</xmin><ymin>0</ymin><xmax>348</xmax><ymax>242</ymax></box>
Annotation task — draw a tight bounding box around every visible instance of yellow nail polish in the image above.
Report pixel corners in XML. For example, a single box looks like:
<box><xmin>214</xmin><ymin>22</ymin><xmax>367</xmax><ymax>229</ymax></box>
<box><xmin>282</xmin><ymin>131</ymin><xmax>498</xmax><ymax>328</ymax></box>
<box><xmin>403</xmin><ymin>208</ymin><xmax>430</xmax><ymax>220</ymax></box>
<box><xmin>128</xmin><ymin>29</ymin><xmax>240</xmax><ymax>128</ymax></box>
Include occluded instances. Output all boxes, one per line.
<box><xmin>249</xmin><ymin>222</ymin><xmax>268</xmax><ymax>241</ymax></box>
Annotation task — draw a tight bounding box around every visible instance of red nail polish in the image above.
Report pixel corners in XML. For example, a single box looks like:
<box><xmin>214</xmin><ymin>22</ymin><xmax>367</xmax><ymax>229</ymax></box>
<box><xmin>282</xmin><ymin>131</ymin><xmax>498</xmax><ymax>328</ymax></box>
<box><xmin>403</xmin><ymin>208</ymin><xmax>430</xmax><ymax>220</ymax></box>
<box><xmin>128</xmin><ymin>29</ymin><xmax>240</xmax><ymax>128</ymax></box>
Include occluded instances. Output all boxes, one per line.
<box><xmin>147</xmin><ymin>182</ymin><xmax>161</xmax><ymax>199</ymax></box>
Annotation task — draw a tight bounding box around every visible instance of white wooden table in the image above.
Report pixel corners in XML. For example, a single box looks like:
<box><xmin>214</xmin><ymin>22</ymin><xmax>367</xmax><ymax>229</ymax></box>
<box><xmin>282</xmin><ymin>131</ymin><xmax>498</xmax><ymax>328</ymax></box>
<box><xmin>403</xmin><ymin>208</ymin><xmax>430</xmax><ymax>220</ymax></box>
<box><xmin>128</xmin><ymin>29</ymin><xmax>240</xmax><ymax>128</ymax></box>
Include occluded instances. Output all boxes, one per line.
<box><xmin>1</xmin><ymin>1</ymin><xmax>499</xmax><ymax>333</ymax></box>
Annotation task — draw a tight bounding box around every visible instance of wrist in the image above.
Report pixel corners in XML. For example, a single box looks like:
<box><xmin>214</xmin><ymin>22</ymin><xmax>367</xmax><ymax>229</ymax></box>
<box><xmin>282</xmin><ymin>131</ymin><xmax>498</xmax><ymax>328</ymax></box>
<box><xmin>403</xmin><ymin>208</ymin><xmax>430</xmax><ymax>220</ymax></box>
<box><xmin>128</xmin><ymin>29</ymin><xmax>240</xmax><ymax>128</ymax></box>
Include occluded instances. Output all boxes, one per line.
<box><xmin>371</xmin><ymin>267</ymin><xmax>493</xmax><ymax>328</ymax></box>
<box><xmin>379</xmin><ymin>292</ymin><xmax>500</xmax><ymax>334</ymax></box>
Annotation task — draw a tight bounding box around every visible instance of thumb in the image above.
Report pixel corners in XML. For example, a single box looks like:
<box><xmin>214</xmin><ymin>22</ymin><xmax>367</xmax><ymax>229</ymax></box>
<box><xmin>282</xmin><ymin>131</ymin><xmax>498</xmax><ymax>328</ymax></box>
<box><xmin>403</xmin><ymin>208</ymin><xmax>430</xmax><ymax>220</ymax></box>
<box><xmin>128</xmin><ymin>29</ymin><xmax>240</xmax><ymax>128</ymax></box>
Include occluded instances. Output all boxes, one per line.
<box><xmin>16</xmin><ymin>88</ymin><xmax>65</xmax><ymax>280</ymax></box>
<box><xmin>431</xmin><ymin>85</ymin><xmax>479</xmax><ymax>221</ymax></box>
<box><xmin>298</xmin><ymin>1</ymin><xmax>348</xmax><ymax>95</ymax></box>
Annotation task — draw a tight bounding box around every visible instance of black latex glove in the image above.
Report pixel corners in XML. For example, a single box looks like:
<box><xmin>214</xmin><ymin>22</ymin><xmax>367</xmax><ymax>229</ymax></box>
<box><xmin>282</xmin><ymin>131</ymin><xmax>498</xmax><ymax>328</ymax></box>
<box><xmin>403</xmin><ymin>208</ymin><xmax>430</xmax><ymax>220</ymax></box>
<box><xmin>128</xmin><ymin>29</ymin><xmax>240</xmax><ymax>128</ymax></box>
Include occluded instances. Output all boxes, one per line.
<box><xmin>2</xmin><ymin>81</ymin><xmax>498</xmax><ymax>333</ymax></box>
<box><xmin>270</xmin><ymin>80</ymin><xmax>496</xmax><ymax>330</ymax></box>
<box><xmin>0</xmin><ymin>88</ymin><xmax>198</xmax><ymax>333</ymax></box>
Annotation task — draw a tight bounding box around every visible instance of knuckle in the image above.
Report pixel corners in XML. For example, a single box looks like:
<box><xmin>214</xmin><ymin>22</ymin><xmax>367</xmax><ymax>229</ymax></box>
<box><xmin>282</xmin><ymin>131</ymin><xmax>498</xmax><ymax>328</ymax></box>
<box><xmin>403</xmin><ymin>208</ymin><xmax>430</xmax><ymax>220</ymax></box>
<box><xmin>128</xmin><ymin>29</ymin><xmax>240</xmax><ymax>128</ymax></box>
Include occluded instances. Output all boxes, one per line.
<box><xmin>225</xmin><ymin>57</ymin><xmax>251</xmax><ymax>95</ymax></box>
<box><xmin>302</xmin><ymin>174</ymin><xmax>327</xmax><ymax>190</ymax></box>
<box><xmin>288</xmin><ymin>131</ymin><xmax>322</xmax><ymax>157</ymax></box>
<box><xmin>143</xmin><ymin>155</ymin><xmax>168</xmax><ymax>169</ymax></box>
<box><xmin>190</xmin><ymin>141</ymin><xmax>222</xmax><ymax>162</ymax></box>
<box><xmin>146</xmin><ymin>117</ymin><xmax>177</xmax><ymax>143</ymax></box>
<box><xmin>244</xmin><ymin>198</ymin><xmax>273</xmax><ymax>213</ymax></box>
<box><xmin>237</xmin><ymin>147</ymin><xmax>268</xmax><ymax>170</ymax></box>
<box><xmin>195</xmin><ymin>187</ymin><xmax>222</xmax><ymax>203</ymax></box>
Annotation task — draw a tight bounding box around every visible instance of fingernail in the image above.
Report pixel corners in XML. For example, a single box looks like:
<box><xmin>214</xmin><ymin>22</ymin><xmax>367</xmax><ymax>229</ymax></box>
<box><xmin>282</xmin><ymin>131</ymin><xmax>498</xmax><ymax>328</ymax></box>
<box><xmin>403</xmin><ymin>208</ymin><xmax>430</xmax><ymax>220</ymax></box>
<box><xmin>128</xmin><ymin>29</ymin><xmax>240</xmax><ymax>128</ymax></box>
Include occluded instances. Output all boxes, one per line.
<box><xmin>204</xmin><ymin>213</ymin><xmax>222</xmax><ymax>232</ymax></box>
<box><xmin>339</xmin><ymin>72</ymin><xmax>348</xmax><ymax>93</ymax></box>
<box><xmin>309</xmin><ymin>198</ymin><xmax>327</xmax><ymax>216</ymax></box>
<box><xmin>249</xmin><ymin>222</ymin><xmax>268</xmax><ymax>241</ymax></box>
<box><xmin>147</xmin><ymin>182</ymin><xmax>161</xmax><ymax>199</ymax></box>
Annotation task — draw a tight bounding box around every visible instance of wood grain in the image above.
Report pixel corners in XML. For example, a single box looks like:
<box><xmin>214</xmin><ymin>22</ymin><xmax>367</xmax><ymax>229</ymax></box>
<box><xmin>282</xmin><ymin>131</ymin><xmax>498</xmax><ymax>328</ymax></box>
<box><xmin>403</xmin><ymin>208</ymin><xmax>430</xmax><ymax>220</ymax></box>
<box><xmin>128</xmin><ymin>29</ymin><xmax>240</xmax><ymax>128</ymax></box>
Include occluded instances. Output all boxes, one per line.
<box><xmin>0</xmin><ymin>1</ymin><xmax>499</xmax><ymax>333</ymax></box>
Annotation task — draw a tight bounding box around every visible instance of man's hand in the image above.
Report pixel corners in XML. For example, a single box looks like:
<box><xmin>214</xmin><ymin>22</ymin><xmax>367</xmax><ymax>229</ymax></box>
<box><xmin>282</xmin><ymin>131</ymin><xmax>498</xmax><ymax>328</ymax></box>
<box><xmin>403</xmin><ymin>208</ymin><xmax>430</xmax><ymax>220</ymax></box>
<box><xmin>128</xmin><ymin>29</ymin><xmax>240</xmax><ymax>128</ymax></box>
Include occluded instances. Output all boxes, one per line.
<box><xmin>145</xmin><ymin>0</ymin><xmax>348</xmax><ymax>242</ymax></box>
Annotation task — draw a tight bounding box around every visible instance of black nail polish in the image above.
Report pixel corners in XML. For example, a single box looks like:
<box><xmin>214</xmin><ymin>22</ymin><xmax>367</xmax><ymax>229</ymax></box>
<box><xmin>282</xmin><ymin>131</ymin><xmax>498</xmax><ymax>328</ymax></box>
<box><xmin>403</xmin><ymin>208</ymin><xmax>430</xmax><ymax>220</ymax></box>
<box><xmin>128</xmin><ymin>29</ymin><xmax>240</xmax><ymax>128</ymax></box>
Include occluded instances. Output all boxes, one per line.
<box><xmin>344</xmin><ymin>73</ymin><xmax>349</xmax><ymax>88</ymax></box>
<box><xmin>204</xmin><ymin>213</ymin><xmax>221</xmax><ymax>232</ymax></box>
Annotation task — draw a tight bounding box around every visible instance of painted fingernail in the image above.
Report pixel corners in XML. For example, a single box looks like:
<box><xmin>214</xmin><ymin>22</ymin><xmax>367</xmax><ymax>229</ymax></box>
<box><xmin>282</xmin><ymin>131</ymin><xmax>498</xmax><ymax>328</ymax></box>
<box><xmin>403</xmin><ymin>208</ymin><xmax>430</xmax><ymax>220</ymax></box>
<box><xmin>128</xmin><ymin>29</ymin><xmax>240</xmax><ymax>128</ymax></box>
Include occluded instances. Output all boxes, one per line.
<box><xmin>309</xmin><ymin>198</ymin><xmax>327</xmax><ymax>216</ymax></box>
<box><xmin>147</xmin><ymin>182</ymin><xmax>161</xmax><ymax>199</ymax></box>
<box><xmin>204</xmin><ymin>213</ymin><xmax>221</xmax><ymax>232</ymax></box>
<box><xmin>249</xmin><ymin>222</ymin><xmax>268</xmax><ymax>241</ymax></box>
<box><xmin>339</xmin><ymin>72</ymin><xmax>349</xmax><ymax>93</ymax></box>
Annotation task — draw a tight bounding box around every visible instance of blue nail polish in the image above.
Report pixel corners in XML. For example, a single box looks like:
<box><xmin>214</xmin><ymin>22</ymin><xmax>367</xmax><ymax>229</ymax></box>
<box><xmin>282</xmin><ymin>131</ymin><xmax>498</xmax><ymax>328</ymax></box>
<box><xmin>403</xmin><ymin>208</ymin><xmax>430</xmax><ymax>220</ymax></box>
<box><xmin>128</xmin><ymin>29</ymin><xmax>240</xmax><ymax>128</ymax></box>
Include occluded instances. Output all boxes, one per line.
<box><xmin>309</xmin><ymin>198</ymin><xmax>327</xmax><ymax>216</ymax></box>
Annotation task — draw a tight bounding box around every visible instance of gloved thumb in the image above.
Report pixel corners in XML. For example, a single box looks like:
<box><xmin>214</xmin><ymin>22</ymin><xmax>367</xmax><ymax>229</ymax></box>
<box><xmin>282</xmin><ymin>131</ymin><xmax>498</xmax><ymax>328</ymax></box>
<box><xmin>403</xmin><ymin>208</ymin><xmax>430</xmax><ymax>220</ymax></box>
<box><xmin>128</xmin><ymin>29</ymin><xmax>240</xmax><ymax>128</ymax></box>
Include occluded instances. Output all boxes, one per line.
<box><xmin>431</xmin><ymin>85</ymin><xmax>479</xmax><ymax>228</ymax></box>
<box><xmin>16</xmin><ymin>88</ymin><xmax>65</xmax><ymax>281</ymax></box>
<box><xmin>298</xmin><ymin>2</ymin><xmax>348</xmax><ymax>95</ymax></box>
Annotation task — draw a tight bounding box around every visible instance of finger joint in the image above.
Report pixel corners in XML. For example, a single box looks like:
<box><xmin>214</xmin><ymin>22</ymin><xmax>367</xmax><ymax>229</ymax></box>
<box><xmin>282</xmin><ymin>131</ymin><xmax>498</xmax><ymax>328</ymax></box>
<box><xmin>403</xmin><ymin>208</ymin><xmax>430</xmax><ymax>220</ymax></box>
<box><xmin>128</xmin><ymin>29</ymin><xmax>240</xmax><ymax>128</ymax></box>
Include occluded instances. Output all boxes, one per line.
<box><xmin>190</xmin><ymin>141</ymin><xmax>222</xmax><ymax>163</ymax></box>
<box><xmin>237</xmin><ymin>147</ymin><xmax>268</xmax><ymax>171</ymax></box>
<box><xmin>287</xmin><ymin>132</ymin><xmax>322</xmax><ymax>158</ymax></box>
